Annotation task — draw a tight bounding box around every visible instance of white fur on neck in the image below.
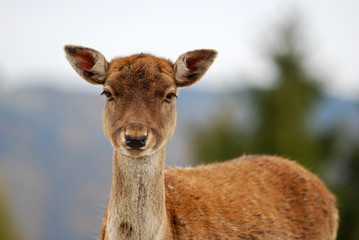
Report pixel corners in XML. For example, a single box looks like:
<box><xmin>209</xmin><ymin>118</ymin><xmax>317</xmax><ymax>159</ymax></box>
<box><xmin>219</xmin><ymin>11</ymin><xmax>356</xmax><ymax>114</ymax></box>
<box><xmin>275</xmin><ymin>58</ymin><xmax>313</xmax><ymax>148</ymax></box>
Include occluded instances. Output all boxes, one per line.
<box><xmin>107</xmin><ymin>150</ymin><xmax>167</xmax><ymax>240</ymax></box>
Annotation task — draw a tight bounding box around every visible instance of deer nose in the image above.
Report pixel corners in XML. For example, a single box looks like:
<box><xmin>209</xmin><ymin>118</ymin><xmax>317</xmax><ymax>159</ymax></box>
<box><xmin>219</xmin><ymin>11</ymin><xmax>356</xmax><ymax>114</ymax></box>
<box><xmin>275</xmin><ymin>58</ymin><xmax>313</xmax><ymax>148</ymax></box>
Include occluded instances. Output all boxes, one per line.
<box><xmin>124</xmin><ymin>123</ymin><xmax>148</xmax><ymax>149</ymax></box>
<box><xmin>125</xmin><ymin>134</ymin><xmax>148</xmax><ymax>149</ymax></box>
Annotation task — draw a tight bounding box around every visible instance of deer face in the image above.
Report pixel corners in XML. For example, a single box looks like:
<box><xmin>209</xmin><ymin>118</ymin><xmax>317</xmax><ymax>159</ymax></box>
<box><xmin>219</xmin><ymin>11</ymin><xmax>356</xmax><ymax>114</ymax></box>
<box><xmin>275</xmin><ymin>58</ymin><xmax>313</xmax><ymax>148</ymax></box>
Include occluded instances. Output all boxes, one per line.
<box><xmin>101</xmin><ymin>55</ymin><xmax>178</xmax><ymax>157</ymax></box>
<box><xmin>64</xmin><ymin>45</ymin><xmax>217</xmax><ymax>157</ymax></box>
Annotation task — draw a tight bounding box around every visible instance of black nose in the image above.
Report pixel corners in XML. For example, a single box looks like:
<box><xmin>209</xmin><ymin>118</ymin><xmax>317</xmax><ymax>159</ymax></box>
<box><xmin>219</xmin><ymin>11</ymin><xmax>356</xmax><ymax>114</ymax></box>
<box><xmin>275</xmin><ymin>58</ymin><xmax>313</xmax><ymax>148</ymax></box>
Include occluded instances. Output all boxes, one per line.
<box><xmin>125</xmin><ymin>134</ymin><xmax>147</xmax><ymax>149</ymax></box>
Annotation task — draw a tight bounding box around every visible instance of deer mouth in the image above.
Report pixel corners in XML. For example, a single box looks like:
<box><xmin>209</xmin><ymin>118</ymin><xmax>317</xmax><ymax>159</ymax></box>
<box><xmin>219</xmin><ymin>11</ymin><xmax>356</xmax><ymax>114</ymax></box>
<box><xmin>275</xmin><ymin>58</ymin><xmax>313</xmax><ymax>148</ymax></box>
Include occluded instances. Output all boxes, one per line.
<box><xmin>120</xmin><ymin>146</ymin><xmax>157</xmax><ymax>157</ymax></box>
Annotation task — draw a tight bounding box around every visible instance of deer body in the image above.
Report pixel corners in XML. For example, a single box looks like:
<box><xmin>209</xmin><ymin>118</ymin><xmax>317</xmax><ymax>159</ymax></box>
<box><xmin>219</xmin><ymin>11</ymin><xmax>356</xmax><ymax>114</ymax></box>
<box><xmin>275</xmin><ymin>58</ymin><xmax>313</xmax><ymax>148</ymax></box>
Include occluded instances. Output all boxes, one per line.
<box><xmin>64</xmin><ymin>45</ymin><xmax>338</xmax><ymax>240</ymax></box>
<box><xmin>164</xmin><ymin>156</ymin><xmax>337</xmax><ymax>239</ymax></box>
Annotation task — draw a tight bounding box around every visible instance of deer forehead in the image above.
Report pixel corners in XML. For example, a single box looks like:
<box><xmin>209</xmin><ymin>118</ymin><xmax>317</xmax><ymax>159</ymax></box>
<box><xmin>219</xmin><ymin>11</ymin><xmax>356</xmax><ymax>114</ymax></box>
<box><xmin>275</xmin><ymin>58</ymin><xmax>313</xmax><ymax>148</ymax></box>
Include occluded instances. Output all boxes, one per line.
<box><xmin>105</xmin><ymin>54</ymin><xmax>176</xmax><ymax>95</ymax></box>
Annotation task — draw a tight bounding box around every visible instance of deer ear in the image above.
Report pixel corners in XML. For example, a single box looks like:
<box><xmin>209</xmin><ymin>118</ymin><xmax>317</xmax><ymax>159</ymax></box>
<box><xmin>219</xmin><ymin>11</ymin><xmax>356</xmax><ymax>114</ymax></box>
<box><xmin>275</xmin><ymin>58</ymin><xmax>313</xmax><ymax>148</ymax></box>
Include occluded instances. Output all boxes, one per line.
<box><xmin>64</xmin><ymin>45</ymin><xmax>109</xmax><ymax>85</ymax></box>
<box><xmin>174</xmin><ymin>49</ymin><xmax>218</xmax><ymax>87</ymax></box>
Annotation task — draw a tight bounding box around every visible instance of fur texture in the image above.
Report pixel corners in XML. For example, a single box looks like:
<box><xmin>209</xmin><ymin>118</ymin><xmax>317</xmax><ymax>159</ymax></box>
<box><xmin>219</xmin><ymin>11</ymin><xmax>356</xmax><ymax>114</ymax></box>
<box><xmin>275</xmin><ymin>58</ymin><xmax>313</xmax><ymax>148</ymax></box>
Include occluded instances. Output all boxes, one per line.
<box><xmin>165</xmin><ymin>155</ymin><xmax>338</xmax><ymax>239</ymax></box>
<box><xmin>64</xmin><ymin>45</ymin><xmax>338</xmax><ymax>240</ymax></box>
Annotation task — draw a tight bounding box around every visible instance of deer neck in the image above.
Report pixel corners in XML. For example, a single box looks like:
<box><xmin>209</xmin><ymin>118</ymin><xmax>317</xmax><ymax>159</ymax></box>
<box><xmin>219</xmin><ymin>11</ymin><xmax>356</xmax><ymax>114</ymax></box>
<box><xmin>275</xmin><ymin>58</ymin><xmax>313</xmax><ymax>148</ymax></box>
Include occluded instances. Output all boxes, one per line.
<box><xmin>106</xmin><ymin>147</ymin><xmax>169</xmax><ymax>240</ymax></box>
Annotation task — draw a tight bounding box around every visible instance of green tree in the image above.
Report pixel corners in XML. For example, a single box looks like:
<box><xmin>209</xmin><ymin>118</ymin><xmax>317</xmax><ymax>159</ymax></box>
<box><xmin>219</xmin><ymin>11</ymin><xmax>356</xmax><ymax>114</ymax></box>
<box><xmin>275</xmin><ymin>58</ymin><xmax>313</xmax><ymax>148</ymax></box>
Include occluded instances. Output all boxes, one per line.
<box><xmin>326</xmin><ymin>122</ymin><xmax>359</xmax><ymax>240</ymax></box>
<box><xmin>249</xmin><ymin>19</ymin><xmax>324</xmax><ymax>170</ymax></box>
<box><xmin>192</xmin><ymin>114</ymin><xmax>248</xmax><ymax>164</ymax></box>
<box><xmin>336</xmin><ymin>144</ymin><xmax>359</xmax><ymax>240</ymax></box>
<box><xmin>192</xmin><ymin>18</ymin><xmax>325</xmax><ymax>170</ymax></box>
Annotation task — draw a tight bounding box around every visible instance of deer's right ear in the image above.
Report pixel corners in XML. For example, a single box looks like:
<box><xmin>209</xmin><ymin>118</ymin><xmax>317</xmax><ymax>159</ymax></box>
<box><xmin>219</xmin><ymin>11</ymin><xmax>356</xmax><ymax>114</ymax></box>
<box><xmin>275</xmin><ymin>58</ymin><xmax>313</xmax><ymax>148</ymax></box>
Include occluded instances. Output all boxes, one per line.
<box><xmin>64</xmin><ymin>45</ymin><xmax>109</xmax><ymax>85</ymax></box>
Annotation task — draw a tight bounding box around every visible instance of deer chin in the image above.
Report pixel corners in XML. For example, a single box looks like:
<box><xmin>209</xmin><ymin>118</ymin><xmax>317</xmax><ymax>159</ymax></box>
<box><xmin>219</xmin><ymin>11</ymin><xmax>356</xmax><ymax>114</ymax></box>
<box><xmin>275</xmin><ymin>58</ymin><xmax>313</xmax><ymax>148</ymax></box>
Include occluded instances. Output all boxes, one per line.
<box><xmin>119</xmin><ymin>146</ymin><xmax>157</xmax><ymax>157</ymax></box>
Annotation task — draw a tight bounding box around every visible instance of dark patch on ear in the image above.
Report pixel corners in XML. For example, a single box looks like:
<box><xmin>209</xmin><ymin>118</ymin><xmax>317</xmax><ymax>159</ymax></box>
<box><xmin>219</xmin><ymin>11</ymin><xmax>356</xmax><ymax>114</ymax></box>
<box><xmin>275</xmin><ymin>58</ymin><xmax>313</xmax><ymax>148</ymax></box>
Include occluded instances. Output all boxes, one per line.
<box><xmin>186</xmin><ymin>55</ymin><xmax>205</xmax><ymax>72</ymax></box>
<box><xmin>65</xmin><ymin>46</ymin><xmax>77</xmax><ymax>55</ymax></box>
<box><xmin>74</xmin><ymin>50</ymin><xmax>95</xmax><ymax>71</ymax></box>
<box><xmin>186</xmin><ymin>73</ymin><xmax>199</xmax><ymax>81</ymax></box>
<box><xmin>83</xmin><ymin>71</ymin><xmax>95</xmax><ymax>78</ymax></box>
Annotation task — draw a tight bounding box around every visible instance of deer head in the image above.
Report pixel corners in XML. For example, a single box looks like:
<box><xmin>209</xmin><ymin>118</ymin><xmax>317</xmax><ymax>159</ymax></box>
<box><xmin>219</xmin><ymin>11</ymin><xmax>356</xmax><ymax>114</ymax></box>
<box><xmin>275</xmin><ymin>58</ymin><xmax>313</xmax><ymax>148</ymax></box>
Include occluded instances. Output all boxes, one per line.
<box><xmin>64</xmin><ymin>45</ymin><xmax>217</xmax><ymax>157</ymax></box>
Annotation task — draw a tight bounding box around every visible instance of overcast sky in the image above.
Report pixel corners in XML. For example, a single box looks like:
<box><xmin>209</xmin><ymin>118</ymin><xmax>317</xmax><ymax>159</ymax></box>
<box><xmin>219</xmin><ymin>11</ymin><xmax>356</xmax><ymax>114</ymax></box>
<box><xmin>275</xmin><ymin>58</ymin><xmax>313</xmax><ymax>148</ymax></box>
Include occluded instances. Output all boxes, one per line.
<box><xmin>1</xmin><ymin>0</ymin><xmax>358</xmax><ymax>99</ymax></box>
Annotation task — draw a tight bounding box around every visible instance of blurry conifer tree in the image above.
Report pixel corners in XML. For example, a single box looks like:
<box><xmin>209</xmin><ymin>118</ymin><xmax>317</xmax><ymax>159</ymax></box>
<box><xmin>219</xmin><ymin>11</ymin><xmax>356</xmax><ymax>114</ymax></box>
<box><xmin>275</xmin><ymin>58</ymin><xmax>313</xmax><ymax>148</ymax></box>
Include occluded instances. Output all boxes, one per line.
<box><xmin>192</xmin><ymin>16</ymin><xmax>359</xmax><ymax>240</ymax></box>
<box><xmin>192</xmin><ymin>17</ymin><xmax>325</xmax><ymax>169</ymax></box>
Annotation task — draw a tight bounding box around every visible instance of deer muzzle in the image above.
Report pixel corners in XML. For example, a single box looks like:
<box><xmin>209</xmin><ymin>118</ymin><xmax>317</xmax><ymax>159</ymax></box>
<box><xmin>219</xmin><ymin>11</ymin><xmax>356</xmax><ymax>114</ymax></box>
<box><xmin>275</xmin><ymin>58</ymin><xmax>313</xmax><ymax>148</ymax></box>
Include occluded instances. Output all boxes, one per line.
<box><xmin>123</xmin><ymin>122</ymin><xmax>149</xmax><ymax>150</ymax></box>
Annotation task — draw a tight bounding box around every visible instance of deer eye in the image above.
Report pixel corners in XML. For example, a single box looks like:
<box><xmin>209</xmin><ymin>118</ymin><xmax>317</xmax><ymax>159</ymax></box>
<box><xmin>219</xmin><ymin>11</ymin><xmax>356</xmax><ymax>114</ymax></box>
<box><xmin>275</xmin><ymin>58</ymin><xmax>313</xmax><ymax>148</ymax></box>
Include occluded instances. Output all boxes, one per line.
<box><xmin>165</xmin><ymin>93</ymin><xmax>177</xmax><ymax>103</ymax></box>
<box><xmin>101</xmin><ymin>90</ymin><xmax>114</xmax><ymax>101</ymax></box>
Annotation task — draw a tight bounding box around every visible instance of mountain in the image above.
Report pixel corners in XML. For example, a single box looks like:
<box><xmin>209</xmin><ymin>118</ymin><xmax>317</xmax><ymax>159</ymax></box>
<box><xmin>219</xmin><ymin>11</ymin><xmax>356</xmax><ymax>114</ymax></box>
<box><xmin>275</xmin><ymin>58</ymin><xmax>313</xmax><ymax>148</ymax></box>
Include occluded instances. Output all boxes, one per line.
<box><xmin>0</xmin><ymin>87</ymin><xmax>358</xmax><ymax>240</ymax></box>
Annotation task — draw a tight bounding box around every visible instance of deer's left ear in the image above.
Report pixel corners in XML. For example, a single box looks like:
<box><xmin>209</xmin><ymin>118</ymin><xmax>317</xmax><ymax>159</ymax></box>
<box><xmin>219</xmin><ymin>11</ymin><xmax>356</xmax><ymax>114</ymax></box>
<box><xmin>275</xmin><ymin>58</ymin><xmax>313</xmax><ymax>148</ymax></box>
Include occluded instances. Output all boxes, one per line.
<box><xmin>64</xmin><ymin>44</ymin><xmax>109</xmax><ymax>85</ymax></box>
<box><xmin>174</xmin><ymin>49</ymin><xmax>218</xmax><ymax>87</ymax></box>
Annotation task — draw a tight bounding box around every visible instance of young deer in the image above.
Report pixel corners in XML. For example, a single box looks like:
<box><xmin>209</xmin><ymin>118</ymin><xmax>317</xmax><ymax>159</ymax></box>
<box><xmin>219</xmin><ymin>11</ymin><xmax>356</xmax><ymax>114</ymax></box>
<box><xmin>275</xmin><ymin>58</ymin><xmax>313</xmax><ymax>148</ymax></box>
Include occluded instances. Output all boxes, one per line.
<box><xmin>64</xmin><ymin>45</ymin><xmax>338</xmax><ymax>240</ymax></box>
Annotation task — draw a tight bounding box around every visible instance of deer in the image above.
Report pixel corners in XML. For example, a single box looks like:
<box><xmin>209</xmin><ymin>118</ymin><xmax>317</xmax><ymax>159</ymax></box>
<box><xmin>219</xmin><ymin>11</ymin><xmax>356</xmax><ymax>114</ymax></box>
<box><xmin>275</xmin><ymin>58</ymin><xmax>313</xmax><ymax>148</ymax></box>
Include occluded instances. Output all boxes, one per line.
<box><xmin>64</xmin><ymin>45</ymin><xmax>338</xmax><ymax>240</ymax></box>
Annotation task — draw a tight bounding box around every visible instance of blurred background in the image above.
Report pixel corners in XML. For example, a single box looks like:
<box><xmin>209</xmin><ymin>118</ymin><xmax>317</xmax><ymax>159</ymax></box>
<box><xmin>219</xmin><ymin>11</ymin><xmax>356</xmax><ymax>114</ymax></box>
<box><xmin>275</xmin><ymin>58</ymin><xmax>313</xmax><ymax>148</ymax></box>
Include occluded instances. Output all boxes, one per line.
<box><xmin>1</xmin><ymin>0</ymin><xmax>358</xmax><ymax>239</ymax></box>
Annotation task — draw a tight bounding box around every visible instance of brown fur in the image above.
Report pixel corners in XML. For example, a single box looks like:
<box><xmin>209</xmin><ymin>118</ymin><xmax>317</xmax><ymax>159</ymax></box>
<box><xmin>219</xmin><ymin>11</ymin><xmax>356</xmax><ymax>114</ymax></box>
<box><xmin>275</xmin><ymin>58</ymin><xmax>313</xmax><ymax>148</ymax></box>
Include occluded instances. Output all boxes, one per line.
<box><xmin>165</xmin><ymin>155</ymin><xmax>337</xmax><ymax>239</ymax></box>
<box><xmin>64</xmin><ymin>45</ymin><xmax>338</xmax><ymax>240</ymax></box>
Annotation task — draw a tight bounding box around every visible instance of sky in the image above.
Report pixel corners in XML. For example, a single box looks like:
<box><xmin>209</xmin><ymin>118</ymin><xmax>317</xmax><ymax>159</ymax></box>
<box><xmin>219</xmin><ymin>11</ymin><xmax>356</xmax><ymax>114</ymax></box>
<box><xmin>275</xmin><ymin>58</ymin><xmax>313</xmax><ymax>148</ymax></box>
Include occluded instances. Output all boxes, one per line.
<box><xmin>1</xmin><ymin>0</ymin><xmax>358</xmax><ymax>99</ymax></box>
